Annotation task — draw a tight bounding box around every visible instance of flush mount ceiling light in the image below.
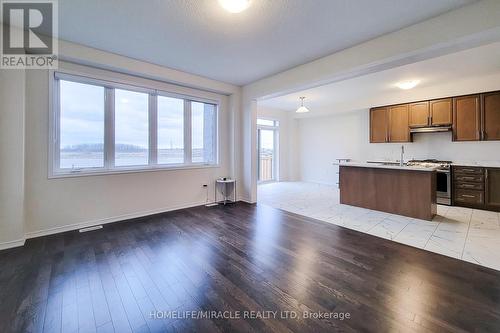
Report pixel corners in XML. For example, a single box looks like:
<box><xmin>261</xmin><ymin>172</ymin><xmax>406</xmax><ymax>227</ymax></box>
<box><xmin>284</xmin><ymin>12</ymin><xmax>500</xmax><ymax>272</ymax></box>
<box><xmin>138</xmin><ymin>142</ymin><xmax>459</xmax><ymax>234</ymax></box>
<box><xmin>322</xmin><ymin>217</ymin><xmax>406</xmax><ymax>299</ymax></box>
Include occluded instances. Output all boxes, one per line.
<box><xmin>218</xmin><ymin>0</ymin><xmax>251</xmax><ymax>13</ymax></box>
<box><xmin>396</xmin><ymin>80</ymin><xmax>420</xmax><ymax>90</ymax></box>
<box><xmin>296</xmin><ymin>97</ymin><xmax>310</xmax><ymax>113</ymax></box>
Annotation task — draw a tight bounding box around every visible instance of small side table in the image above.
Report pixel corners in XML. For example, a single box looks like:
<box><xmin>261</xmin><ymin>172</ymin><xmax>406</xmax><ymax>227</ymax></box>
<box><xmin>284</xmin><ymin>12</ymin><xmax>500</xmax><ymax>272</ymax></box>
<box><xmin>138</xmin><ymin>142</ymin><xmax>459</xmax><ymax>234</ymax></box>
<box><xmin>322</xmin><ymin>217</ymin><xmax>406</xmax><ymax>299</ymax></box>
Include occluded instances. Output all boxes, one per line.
<box><xmin>215</xmin><ymin>179</ymin><xmax>236</xmax><ymax>205</ymax></box>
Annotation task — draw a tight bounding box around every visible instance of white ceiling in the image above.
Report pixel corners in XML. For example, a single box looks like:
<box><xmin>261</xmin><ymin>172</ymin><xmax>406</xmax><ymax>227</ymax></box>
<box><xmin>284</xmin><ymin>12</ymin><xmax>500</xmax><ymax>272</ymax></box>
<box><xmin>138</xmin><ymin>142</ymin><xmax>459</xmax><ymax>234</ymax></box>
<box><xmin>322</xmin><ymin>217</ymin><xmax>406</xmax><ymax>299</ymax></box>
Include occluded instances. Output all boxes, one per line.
<box><xmin>259</xmin><ymin>41</ymin><xmax>500</xmax><ymax>117</ymax></box>
<box><xmin>57</xmin><ymin>0</ymin><xmax>476</xmax><ymax>85</ymax></box>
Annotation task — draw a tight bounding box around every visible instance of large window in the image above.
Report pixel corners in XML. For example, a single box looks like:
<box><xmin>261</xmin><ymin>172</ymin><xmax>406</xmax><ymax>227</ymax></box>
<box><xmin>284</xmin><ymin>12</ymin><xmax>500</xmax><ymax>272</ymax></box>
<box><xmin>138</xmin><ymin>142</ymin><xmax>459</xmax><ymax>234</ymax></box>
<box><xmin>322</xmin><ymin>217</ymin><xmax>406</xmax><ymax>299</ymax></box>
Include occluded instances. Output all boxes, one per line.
<box><xmin>52</xmin><ymin>73</ymin><xmax>218</xmax><ymax>176</ymax></box>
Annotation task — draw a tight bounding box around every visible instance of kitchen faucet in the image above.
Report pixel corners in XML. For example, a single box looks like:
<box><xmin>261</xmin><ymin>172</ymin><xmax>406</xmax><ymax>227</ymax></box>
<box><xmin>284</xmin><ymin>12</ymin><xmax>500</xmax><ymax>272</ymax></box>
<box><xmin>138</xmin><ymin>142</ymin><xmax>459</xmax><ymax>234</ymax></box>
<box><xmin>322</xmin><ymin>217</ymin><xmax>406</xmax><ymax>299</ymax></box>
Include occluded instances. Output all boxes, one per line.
<box><xmin>400</xmin><ymin>145</ymin><xmax>405</xmax><ymax>166</ymax></box>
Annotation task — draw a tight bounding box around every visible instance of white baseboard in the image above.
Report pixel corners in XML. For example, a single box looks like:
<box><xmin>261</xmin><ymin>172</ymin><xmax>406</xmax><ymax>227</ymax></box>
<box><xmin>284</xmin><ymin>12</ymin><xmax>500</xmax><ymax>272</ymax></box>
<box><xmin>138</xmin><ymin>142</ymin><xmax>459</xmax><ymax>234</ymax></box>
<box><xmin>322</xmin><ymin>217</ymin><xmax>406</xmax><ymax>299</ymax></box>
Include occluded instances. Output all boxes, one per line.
<box><xmin>238</xmin><ymin>197</ymin><xmax>256</xmax><ymax>204</ymax></box>
<box><xmin>25</xmin><ymin>200</ymin><xmax>207</xmax><ymax>240</ymax></box>
<box><xmin>0</xmin><ymin>238</ymin><xmax>26</xmax><ymax>251</ymax></box>
<box><xmin>1</xmin><ymin>198</ymin><xmax>248</xmax><ymax>249</ymax></box>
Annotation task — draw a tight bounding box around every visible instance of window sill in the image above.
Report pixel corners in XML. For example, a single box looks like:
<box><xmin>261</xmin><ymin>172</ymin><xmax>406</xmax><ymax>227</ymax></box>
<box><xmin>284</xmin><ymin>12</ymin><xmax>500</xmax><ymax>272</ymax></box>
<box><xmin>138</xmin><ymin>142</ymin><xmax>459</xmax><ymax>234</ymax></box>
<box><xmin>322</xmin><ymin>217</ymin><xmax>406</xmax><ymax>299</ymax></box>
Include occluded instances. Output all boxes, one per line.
<box><xmin>48</xmin><ymin>163</ymin><xmax>220</xmax><ymax>179</ymax></box>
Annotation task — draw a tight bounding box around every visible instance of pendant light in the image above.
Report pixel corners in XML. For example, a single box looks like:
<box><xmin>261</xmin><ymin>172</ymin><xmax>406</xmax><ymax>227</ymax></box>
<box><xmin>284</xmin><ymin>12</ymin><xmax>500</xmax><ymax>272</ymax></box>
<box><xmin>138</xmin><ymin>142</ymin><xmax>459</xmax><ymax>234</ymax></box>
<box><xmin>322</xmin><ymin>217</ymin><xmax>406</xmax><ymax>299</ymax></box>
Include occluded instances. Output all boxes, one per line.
<box><xmin>296</xmin><ymin>97</ymin><xmax>310</xmax><ymax>113</ymax></box>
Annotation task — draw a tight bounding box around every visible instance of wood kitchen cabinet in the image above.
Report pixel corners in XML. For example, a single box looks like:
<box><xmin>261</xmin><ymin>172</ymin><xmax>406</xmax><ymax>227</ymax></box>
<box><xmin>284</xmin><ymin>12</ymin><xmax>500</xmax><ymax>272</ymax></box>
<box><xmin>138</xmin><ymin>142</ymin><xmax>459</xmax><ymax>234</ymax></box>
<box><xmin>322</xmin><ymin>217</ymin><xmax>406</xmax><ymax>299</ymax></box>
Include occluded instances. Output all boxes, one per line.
<box><xmin>371</xmin><ymin>89</ymin><xmax>500</xmax><ymax>143</ymax></box>
<box><xmin>486</xmin><ymin>168</ymin><xmax>500</xmax><ymax>210</ymax></box>
<box><xmin>430</xmin><ymin>98</ymin><xmax>452</xmax><ymax>126</ymax></box>
<box><xmin>453</xmin><ymin>166</ymin><xmax>485</xmax><ymax>208</ymax></box>
<box><xmin>453</xmin><ymin>95</ymin><xmax>481</xmax><ymax>141</ymax></box>
<box><xmin>408</xmin><ymin>99</ymin><xmax>452</xmax><ymax>128</ymax></box>
<box><xmin>453</xmin><ymin>166</ymin><xmax>500</xmax><ymax>212</ymax></box>
<box><xmin>370</xmin><ymin>105</ymin><xmax>410</xmax><ymax>143</ymax></box>
<box><xmin>482</xmin><ymin>92</ymin><xmax>500</xmax><ymax>140</ymax></box>
<box><xmin>370</xmin><ymin>107</ymin><xmax>388</xmax><ymax>143</ymax></box>
<box><xmin>409</xmin><ymin>101</ymin><xmax>429</xmax><ymax>127</ymax></box>
<box><xmin>388</xmin><ymin>104</ymin><xmax>410</xmax><ymax>142</ymax></box>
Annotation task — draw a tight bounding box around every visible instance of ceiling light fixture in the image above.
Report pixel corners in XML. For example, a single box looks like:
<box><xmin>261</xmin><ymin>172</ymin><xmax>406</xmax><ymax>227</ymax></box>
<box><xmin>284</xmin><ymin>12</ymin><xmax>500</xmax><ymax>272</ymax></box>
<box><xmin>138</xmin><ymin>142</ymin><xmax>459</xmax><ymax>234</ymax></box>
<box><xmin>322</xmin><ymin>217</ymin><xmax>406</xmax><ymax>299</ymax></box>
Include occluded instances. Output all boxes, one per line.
<box><xmin>396</xmin><ymin>80</ymin><xmax>420</xmax><ymax>90</ymax></box>
<box><xmin>218</xmin><ymin>0</ymin><xmax>251</xmax><ymax>13</ymax></box>
<box><xmin>296</xmin><ymin>97</ymin><xmax>310</xmax><ymax>113</ymax></box>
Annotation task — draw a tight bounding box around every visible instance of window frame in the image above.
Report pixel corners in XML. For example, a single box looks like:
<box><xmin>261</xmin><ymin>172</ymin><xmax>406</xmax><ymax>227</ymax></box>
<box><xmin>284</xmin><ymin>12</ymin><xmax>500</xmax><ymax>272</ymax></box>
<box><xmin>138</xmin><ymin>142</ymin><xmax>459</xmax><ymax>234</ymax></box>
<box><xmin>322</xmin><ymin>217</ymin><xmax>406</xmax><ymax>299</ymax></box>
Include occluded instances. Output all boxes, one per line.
<box><xmin>49</xmin><ymin>70</ymin><xmax>220</xmax><ymax>178</ymax></box>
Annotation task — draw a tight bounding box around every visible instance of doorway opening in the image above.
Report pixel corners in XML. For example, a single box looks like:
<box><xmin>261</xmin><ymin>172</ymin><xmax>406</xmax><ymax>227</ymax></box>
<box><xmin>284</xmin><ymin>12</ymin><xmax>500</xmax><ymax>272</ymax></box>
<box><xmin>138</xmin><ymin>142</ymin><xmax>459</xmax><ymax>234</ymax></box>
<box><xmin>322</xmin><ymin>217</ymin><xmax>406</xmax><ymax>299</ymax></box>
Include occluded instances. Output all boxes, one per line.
<box><xmin>257</xmin><ymin>118</ymin><xmax>279</xmax><ymax>183</ymax></box>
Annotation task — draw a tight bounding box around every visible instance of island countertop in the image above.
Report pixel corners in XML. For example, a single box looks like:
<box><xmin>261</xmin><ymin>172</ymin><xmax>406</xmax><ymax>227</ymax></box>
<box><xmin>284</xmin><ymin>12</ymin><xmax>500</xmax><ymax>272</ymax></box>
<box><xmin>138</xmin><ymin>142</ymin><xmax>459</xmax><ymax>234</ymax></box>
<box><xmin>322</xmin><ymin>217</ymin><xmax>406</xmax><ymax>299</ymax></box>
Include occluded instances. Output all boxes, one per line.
<box><xmin>339</xmin><ymin>163</ymin><xmax>437</xmax><ymax>220</ymax></box>
<box><xmin>333</xmin><ymin>161</ymin><xmax>438</xmax><ymax>172</ymax></box>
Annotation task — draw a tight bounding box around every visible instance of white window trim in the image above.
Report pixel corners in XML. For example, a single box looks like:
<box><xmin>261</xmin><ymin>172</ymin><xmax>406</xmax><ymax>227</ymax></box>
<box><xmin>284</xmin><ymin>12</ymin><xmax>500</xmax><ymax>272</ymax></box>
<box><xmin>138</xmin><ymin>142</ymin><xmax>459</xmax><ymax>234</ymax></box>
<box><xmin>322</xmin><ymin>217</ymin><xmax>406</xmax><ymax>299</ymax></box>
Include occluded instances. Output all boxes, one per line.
<box><xmin>48</xmin><ymin>69</ymin><xmax>220</xmax><ymax>179</ymax></box>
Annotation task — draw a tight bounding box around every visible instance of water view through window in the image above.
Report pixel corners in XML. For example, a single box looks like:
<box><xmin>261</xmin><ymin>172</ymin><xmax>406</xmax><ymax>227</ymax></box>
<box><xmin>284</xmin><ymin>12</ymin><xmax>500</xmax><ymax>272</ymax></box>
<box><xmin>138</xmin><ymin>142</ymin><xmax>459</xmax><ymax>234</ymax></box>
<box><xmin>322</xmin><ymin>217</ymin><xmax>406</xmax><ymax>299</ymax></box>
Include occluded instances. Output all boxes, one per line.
<box><xmin>158</xmin><ymin>96</ymin><xmax>184</xmax><ymax>164</ymax></box>
<box><xmin>115</xmin><ymin>89</ymin><xmax>149</xmax><ymax>166</ymax></box>
<box><xmin>54</xmin><ymin>74</ymin><xmax>218</xmax><ymax>175</ymax></box>
<box><xmin>60</xmin><ymin>80</ymin><xmax>105</xmax><ymax>169</ymax></box>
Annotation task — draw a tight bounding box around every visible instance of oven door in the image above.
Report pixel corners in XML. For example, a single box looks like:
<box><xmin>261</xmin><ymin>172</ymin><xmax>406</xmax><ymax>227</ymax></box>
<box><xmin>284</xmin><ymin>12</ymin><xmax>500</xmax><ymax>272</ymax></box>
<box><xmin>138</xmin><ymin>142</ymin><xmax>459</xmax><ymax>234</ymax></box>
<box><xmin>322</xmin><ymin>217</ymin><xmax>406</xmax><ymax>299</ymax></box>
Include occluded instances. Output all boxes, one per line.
<box><xmin>436</xmin><ymin>170</ymin><xmax>451</xmax><ymax>205</ymax></box>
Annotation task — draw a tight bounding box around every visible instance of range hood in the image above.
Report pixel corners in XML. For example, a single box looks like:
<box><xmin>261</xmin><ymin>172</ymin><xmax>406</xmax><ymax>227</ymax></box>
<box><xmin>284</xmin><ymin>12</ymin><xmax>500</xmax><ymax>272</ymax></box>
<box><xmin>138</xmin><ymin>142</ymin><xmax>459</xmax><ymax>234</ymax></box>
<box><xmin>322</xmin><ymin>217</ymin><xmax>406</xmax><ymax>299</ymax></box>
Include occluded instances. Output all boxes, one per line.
<box><xmin>410</xmin><ymin>125</ymin><xmax>452</xmax><ymax>134</ymax></box>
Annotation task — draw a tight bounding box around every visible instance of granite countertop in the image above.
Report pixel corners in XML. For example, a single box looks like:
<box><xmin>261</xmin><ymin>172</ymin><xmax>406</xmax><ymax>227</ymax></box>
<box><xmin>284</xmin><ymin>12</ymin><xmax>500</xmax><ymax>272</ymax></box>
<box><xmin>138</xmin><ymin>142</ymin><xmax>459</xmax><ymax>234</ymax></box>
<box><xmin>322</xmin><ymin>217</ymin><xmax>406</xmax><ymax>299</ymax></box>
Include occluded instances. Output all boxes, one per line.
<box><xmin>333</xmin><ymin>161</ymin><xmax>438</xmax><ymax>172</ymax></box>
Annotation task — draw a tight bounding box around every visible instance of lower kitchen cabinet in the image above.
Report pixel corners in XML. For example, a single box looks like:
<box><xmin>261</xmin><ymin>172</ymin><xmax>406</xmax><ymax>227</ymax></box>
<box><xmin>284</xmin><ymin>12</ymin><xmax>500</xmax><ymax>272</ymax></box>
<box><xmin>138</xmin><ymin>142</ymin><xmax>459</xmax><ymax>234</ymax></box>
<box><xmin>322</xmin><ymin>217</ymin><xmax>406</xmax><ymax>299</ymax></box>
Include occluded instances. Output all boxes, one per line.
<box><xmin>486</xmin><ymin>168</ymin><xmax>500</xmax><ymax>209</ymax></box>
<box><xmin>454</xmin><ymin>188</ymin><xmax>484</xmax><ymax>206</ymax></box>
<box><xmin>453</xmin><ymin>166</ymin><xmax>500</xmax><ymax>211</ymax></box>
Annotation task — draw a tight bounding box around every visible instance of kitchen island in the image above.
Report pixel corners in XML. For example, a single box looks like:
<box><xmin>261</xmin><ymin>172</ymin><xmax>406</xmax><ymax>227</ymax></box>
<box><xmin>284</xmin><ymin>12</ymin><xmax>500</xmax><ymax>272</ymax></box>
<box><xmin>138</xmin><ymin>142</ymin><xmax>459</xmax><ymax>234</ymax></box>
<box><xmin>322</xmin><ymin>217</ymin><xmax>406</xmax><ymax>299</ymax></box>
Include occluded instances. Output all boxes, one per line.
<box><xmin>339</xmin><ymin>162</ymin><xmax>437</xmax><ymax>220</ymax></box>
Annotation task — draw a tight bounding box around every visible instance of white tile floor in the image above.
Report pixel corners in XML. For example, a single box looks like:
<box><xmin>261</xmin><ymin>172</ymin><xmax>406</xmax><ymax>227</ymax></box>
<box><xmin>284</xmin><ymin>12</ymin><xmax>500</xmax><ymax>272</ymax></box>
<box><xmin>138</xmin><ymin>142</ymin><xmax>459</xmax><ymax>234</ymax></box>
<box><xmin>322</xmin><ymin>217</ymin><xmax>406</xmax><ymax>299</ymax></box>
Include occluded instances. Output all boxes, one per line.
<box><xmin>258</xmin><ymin>181</ymin><xmax>500</xmax><ymax>271</ymax></box>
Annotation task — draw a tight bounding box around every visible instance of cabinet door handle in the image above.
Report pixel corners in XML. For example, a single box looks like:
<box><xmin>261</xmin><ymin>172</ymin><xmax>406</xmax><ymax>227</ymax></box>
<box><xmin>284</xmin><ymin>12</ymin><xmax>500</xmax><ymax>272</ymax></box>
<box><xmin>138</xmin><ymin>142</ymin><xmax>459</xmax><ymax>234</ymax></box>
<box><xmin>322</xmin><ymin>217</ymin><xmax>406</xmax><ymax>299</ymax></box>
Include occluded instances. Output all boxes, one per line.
<box><xmin>486</xmin><ymin>169</ymin><xmax>489</xmax><ymax>180</ymax></box>
<box><xmin>462</xmin><ymin>194</ymin><xmax>476</xmax><ymax>198</ymax></box>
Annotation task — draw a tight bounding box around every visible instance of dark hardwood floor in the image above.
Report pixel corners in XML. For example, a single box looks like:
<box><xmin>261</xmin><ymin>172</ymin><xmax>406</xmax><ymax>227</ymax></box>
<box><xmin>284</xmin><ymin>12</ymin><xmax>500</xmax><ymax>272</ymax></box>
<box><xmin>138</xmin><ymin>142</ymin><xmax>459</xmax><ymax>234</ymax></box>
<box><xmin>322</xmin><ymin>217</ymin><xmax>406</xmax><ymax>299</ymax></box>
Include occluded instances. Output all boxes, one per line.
<box><xmin>1</xmin><ymin>203</ymin><xmax>500</xmax><ymax>333</ymax></box>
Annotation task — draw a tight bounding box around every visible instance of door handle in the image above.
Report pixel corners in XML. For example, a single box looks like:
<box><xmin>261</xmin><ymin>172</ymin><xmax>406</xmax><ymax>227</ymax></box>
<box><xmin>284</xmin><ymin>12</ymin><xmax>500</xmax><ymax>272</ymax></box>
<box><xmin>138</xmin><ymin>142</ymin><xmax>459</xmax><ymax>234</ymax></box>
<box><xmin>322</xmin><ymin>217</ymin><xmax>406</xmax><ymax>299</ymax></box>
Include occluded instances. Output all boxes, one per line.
<box><xmin>462</xmin><ymin>194</ymin><xmax>476</xmax><ymax>198</ymax></box>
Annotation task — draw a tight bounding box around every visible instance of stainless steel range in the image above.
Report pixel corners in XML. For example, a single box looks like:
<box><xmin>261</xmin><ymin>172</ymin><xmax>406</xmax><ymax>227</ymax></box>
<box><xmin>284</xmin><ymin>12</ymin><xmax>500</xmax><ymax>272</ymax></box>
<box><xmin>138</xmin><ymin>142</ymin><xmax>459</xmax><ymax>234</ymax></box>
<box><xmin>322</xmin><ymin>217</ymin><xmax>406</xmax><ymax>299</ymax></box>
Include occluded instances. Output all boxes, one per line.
<box><xmin>406</xmin><ymin>159</ymin><xmax>452</xmax><ymax>205</ymax></box>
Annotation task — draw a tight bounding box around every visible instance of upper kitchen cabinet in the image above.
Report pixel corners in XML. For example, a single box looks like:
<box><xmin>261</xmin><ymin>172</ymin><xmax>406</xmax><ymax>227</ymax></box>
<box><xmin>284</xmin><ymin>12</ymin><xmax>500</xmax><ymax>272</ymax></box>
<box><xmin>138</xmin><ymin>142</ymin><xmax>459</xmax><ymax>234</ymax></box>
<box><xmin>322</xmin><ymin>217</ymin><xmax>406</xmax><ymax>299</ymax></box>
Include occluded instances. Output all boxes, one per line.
<box><xmin>388</xmin><ymin>104</ymin><xmax>410</xmax><ymax>142</ymax></box>
<box><xmin>429</xmin><ymin>98</ymin><xmax>452</xmax><ymax>126</ymax></box>
<box><xmin>453</xmin><ymin>95</ymin><xmax>481</xmax><ymax>141</ymax></box>
<box><xmin>370</xmin><ymin>107</ymin><xmax>388</xmax><ymax>143</ymax></box>
<box><xmin>370</xmin><ymin>105</ymin><xmax>411</xmax><ymax>143</ymax></box>
<box><xmin>371</xmin><ymin>89</ymin><xmax>500</xmax><ymax>143</ymax></box>
<box><xmin>482</xmin><ymin>91</ymin><xmax>500</xmax><ymax>141</ymax></box>
<box><xmin>409</xmin><ymin>101</ymin><xmax>429</xmax><ymax>127</ymax></box>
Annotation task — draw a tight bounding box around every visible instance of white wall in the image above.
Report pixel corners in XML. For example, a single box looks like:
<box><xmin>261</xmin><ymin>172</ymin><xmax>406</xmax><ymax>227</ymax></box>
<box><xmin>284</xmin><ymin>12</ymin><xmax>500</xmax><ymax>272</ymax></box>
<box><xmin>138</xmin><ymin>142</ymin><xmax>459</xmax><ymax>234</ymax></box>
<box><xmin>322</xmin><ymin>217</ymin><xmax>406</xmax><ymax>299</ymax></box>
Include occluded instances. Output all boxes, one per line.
<box><xmin>22</xmin><ymin>61</ymin><xmax>234</xmax><ymax>237</ymax></box>
<box><xmin>0</xmin><ymin>70</ymin><xmax>26</xmax><ymax>248</ymax></box>
<box><xmin>298</xmin><ymin>109</ymin><xmax>500</xmax><ymax>185</ymax></box>
<box><xmin>256</xmin><ymin>107</ymin><xmax>299</xmax><ymax>182</ymax></box>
